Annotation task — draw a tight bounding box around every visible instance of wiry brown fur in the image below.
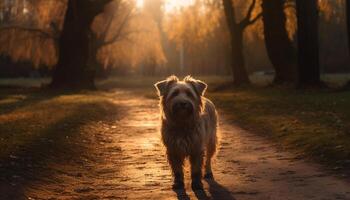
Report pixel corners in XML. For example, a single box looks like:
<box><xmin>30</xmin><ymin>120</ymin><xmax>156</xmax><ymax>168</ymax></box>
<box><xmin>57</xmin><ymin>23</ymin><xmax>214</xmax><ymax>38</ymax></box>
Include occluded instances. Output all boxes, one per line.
<box><xmin>155</xmin><ymin>75</ymin><xmax>218</xmax><ymax>190</ymax></box>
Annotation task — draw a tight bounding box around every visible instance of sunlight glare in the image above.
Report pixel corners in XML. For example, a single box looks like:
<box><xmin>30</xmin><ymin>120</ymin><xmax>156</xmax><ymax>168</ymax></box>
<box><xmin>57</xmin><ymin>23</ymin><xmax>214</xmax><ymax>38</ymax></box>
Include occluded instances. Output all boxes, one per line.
<box><xmin>164</xmin><ymin>0</ymin><xmax>195</xmax><ymax>13</ymax></box>
<box><xmin>136</xmin><ymin>0</ymin><xmax>144</xmax><ymax>9</ymax></box>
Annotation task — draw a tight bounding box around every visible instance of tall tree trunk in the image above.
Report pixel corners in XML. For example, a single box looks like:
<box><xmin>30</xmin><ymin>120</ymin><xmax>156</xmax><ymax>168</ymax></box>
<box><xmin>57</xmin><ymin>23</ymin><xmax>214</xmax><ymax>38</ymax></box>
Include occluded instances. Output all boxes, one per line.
<box><xmin>50</xmin><ymin>0</ymin><xmax>111</xmax><ymax>89</ymax></box>
<box><xmin>222</xmin><ymin>0</ymin><xmax>251</xmax><ymax>85</ymax></box>
<box><xmin>347</xmin><ymin>0</ymin><xmax>350</xmax><ymax>53</ymax></box>
<box><xmin>230</xmin><ymin>28</ymin><xmax>250</xmax><ymax>84</ymax></box>
<box><xmin>345</xmin><ymin>0</ymin><xmax>350</xmax><ymax>89</ymax></box>
<box><xmin>296</xmin><ymin>0</ymin><xmax>320</xmax><ymax>87</ymax></box>
<box><xmin>262</xmin><ymin>0</ymin><xmax>297</xmax><ymax>84</ymax></box>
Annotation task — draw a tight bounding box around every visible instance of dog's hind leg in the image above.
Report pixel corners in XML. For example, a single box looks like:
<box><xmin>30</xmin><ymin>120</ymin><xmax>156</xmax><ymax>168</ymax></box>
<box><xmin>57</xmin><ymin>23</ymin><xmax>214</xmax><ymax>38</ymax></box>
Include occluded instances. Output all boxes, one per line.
<box><xmin>168</xmin><ymin>152</ymin><xmax>185</xmax><ymax>190</ymax></box>
<box><xmin>204</xmin><ymin>134</ymin><xmax>216</xmax><ymax>180</ymax></box>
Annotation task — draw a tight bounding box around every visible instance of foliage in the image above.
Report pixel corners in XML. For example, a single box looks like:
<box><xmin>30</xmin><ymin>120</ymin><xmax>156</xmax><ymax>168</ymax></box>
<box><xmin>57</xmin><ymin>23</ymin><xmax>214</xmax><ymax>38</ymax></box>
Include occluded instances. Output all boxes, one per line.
<box><xmin>0</xmin><ymin>0</ymin><xmax>349</xmax><ymax>75</ymax></box>
<box><xmin>0</xmin><ymin>0</ymin><xmax>66</xmax><ymax>67</ymax></box>
<box><xmin>93</xmin><ymin>0</ymin><xmax>166</xmax><ymax>69</ymax></box>
<box><xmin>0</xmin><ymin>0</ymin><xmax>165</xmax><ymax>70</ymax></box>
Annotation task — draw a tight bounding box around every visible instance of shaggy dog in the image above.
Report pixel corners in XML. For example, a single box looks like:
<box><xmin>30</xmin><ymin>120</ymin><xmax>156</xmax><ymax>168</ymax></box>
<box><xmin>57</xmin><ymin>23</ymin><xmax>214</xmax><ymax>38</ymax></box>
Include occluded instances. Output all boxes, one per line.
<box><xmin>154</xmin><ymin>75</ymin><xmax>218</xmax><ymax>191</ymax></box>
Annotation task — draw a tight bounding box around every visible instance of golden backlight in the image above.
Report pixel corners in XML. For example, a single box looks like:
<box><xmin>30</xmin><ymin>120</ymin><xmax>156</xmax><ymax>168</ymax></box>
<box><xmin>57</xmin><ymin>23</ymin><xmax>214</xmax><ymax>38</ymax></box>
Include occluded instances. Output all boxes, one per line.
<box><xmin>164</xmin><ymin>0</ymin><xmax>195</xmax><ymax>13</ymax></box>
<box><xmin>136</xmin><ymin>0</ymin><xmax>195</xmax><ymax>13</ymax></box>
<box><xmin>136</xmin><ymin>0</ymin><xmax>144</xmax><ymax>9</ymax></box>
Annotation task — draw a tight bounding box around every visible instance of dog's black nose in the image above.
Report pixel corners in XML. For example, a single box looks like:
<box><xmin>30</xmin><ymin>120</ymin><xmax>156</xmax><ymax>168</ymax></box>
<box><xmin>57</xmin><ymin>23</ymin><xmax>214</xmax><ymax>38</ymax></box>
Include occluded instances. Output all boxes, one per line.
<box><xmin>173</xmin><ymin>101</ymin><xmax>193</xmax><ymax>112</ymax></box>
<box><xmin>175</xmin><ymin>102</ymin><xmax>191</xmax><ymax>109</ymax></box>
<box><xmin>179</xmin><ymin>102</ymin><xmax>190</xmax><ymax>108</ymax></box>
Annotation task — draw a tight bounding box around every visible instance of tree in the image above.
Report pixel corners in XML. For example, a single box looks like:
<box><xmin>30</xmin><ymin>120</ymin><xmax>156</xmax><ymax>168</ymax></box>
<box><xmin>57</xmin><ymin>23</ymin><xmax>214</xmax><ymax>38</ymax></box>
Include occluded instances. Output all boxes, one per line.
<box><xmin>49</xmin><ymin>0</ymin><xmax>113</xmax><ymax>89</ymax></box>
<box><xmin>262</xmin><ymin>0</ymin><xmax>297</xmax><ymax>84</ymax></box>
<box><xmin>346</xmin><ymin>0</ymin><xmax>350</xmax><ymax>53</ymax></box>
<box><xmin>345</xmin><ymin>0</ymin><xmax>350</xmax><ymax>89</ymax></box>
<box><xmin>222</xmin><ymin>0</ymin><xmax>262</xmax><ymax>85</ymax></box>
<box><xmin>0</xmin><ymin>0</ymin><xmax>63</xmax><ymax>68</ymax></box>
<box><xmin>295</xmin><ymin>0</ymin><xmax>321</xmax><ymax>87</ymax></box>
<box><xmin>90</xmin><ymin>1</ymin><xmax>136</xmax><ymax>78</ymax></box>
<box><xmin>0</xmin><ymin>0</ymin><xmax>162</xmax><ymax>87</ymax></box>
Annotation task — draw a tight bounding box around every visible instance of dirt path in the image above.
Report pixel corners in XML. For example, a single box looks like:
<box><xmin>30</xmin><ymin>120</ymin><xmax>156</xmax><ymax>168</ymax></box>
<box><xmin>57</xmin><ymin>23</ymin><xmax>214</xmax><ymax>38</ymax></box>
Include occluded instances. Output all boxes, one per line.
<box><xmin>2</xmin><ymin>90</ymin><xmax>350</xmax><ymax>200</ymax></box>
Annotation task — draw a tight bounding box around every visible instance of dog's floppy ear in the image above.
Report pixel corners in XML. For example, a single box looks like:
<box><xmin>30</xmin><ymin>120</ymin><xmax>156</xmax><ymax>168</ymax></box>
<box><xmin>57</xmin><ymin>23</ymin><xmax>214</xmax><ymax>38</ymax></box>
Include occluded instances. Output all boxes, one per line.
<box><xmin>184</xmin><ymin>76</ymin><xmax>207</xmax><ymax>96</ymax></box>
<box><xmin>154</xmin><ymin>75</ymin><xmax>179</xmax><ymax>96</ymax></box>
<box><xmin>194</xmin><ymin>79</ymin><xmax>207</xmax><ymax>96</ymax></box>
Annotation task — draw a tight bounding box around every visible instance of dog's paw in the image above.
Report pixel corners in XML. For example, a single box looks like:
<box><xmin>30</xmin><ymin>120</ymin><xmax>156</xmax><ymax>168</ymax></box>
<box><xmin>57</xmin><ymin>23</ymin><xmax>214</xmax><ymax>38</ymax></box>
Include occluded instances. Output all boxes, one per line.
<box><xmin>191</xmin><ymin>180</ymin><xmax>204</xmax><ymax>191</ymax></box>
<box><xmin>172</xmin><ymin>180</ymin><xmax>185</xmax><ymax>190</ymax></box>
<box><xmin>204</xmin><ymin>172</ymin><xmax>214</xmax><ymax>180</ymax></box>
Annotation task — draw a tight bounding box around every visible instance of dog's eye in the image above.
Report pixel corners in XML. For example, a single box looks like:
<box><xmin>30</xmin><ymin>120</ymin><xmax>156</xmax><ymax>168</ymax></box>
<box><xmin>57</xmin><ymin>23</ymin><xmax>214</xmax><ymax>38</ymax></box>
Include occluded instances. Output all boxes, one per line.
<box><xmin>170</xmin><ymin>90</ymin><xmax>179</xmax><ymax>98</ymax></box>
<box><xmin>186</xmin><ymin>91</ymin><xmax>194</xmax><ymax>98</ymax></box>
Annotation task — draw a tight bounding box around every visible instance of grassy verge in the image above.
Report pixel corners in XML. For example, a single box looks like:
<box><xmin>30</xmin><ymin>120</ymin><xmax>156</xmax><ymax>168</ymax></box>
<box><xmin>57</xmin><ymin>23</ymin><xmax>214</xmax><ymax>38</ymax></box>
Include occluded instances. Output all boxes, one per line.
<box><xmin>208</xmin><ymin>87</ymin><xmax>350</xmax><ymax>169</ymax></box>
<box><xmin>0</xmin><ymin>88</ymin><xmax>118</xmax><ymax>159</ymax></box>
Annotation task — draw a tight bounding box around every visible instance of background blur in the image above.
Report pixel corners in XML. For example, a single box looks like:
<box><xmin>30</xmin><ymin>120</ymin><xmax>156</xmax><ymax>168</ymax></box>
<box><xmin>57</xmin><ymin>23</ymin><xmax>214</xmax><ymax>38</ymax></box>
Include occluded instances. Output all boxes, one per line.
<box><xmin>0</xmin><ymin>0</ymin><xmax>349</xmax><ymax>86</ymax></box>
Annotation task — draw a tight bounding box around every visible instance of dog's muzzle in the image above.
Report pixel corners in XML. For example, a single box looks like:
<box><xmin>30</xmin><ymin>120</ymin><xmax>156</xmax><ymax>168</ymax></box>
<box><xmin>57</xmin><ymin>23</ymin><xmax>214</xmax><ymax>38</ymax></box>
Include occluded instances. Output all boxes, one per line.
<box><xmin>172</xmin><ymin>101</ymin><xmax>193</xmax><ymax>116</ymax></box>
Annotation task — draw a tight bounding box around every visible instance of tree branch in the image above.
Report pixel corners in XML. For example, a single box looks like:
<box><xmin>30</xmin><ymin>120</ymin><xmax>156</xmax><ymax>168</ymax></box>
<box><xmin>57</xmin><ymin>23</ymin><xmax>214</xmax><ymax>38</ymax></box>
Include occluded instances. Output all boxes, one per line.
<box><xmin>102</xmin><ymin>29</ymin><xmax>149</xmax><ymax>46</ymax></box>
<box><xmin>245</xmin><ymin>0</ymin><xmax>257</xmax><ymax>22</ymax></box>
<box><xmin>239</xmin><ymin>0</ymin><xmax>261</xmax><ymax>28</ymax></box>
<box><xmin>246</xmin><ymin>12</ymin><xmax>262</xmax><ymax>26</ymax></box>
<box><xmin>99</xmin><ymin>7</ymin><xmax>134</xmax><ymax>47</ymax></box>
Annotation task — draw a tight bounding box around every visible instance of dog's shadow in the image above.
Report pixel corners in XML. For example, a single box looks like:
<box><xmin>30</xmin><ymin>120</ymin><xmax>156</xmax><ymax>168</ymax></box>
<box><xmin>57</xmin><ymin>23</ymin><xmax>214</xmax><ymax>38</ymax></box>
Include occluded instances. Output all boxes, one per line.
<box><xmin>205</xmin><ymin>178</ymin><xmax>236</xmax><ymax>200</ymax></box>
<box><xmin>174</xmin><ymin>179</ymin><xmax>236</xmax><ymax>200</ymax></box>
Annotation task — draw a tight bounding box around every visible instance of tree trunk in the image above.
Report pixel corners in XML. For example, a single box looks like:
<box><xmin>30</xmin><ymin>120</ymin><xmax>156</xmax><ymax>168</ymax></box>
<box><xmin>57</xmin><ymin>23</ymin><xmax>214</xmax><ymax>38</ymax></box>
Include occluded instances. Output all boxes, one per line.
<box><xmin>295</xmin><ymin>0</ymin><xmax>320</xmax><ymax>87</ymax></box>
<box><xmin>262</xmin><ymin>0</ymin><xmax>297</xmax><ymax>84</ymax></box>
<box><xmin>230</xmin><ymin>28</ymin><xmax>250</xmax><ymax>85</ymax></box>
<box><xmin>347</xmin><ymin>0</ymin><xmax>350</xmax><ymax>53</ymax></box>
<box><xmin>50</xmin><ymin>0</ymin><xmax>111</xmax><ymax>89</ymax></box>
<box><xmin>345</xmin><ymin>0</ymin><xmax>350</xmax><ymax>89</ymax></box>
<box><xmin>222</xmin><ymin>0</ymin><xmax>251</xmax><ymax>85</ymax></box>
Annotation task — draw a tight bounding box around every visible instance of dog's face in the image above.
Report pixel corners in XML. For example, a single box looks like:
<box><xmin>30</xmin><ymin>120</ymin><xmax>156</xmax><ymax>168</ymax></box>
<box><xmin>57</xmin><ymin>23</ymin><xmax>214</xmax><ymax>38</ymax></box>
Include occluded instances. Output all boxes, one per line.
<box><xmin>155</xmin><ymin>76</ymin><xmax>207</xmax><ymax>122</ymax></box>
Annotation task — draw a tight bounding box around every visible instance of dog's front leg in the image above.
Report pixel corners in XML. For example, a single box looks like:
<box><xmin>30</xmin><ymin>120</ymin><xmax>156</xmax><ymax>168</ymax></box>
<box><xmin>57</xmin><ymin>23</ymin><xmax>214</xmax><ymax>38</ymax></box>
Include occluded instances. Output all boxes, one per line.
<box><xmin>167</xmin><ymin>152</ymin><xmax>185</xmax><ymax>190</ymax></box>
<box><xmin>190</xmin><ymin>151</ymin><xmax>204</xmax><ymax>190</ymax></box>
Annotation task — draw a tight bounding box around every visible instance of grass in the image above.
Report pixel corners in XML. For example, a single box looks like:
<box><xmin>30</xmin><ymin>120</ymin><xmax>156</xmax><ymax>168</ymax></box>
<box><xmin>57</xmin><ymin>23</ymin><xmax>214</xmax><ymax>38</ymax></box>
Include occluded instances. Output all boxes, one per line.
<box><xmin>0</xmin><ymin>88</ymin><xmax>119</xmax><ymax>160</ymax></box>
<box><xmin>208</xmin><ymin>87</ymin><xmax>350</xmax><ymax>168</ymax></box>
<box><xmin>0</xmin><ymin>74</ymin><xmax>350</xmax><ymax>171</ymax></box>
